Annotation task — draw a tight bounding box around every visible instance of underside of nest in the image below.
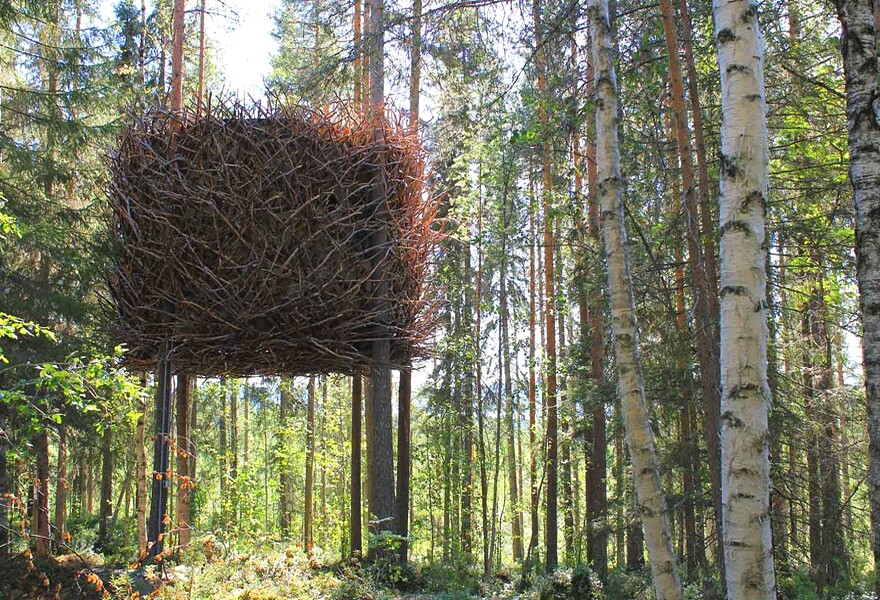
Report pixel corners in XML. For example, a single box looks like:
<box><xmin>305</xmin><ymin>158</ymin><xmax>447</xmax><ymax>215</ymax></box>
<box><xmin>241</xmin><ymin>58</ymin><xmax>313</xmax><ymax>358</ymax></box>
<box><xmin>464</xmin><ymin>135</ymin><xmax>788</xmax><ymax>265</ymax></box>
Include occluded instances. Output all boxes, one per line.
<box><xmin>108</xmin><ymin>100</ymin><xmax>438</xmax><ymax>376</ymax></box>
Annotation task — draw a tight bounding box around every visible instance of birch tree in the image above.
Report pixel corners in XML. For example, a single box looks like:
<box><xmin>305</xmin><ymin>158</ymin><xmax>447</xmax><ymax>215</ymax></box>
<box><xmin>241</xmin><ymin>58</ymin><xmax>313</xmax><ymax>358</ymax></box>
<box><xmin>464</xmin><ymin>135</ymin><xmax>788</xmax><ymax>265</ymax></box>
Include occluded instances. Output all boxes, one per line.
<box><xmin>832</xmin><ymin>0</ymin><xmax>880</xmax><ymax>588</ymax></box>
<box><xmin>713</xmin><ymin>0</ymin><xmax>776</xmax><ymax>595</ymax></box>
<box><xmin>587</xmin><ymin>0</ymin><xmax>682</xmax><ymax>596</ymax></box>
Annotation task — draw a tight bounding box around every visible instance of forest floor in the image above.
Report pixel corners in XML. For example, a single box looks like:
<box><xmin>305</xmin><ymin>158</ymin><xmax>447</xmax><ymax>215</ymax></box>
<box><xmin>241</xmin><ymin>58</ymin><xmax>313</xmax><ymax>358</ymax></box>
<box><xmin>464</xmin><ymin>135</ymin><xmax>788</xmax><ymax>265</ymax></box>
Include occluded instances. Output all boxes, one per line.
<box><xmin>0</xmin><ymin>548</ymin><xmax>549</xmax><ymax>600</ymax></box>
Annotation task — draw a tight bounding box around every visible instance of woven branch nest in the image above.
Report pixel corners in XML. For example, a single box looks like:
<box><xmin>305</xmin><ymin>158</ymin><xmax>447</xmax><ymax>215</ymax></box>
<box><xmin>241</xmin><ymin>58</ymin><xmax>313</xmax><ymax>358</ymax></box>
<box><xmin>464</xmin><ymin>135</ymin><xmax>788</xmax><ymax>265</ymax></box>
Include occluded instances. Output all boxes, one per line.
<box><xmin>107</xmin><ymin>100</ymin><xmax>440</xmax><ymax>376</ymax></box>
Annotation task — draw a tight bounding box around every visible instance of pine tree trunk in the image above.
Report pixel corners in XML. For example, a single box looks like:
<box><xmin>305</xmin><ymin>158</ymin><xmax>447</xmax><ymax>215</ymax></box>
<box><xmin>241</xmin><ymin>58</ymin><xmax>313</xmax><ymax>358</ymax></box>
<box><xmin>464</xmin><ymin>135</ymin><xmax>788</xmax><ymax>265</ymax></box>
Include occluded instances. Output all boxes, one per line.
<box><xmin>476</xmin><ymin>182</ymin><xmax>491</xmax><ymax>576</ymax></box>
<box><xmin>531</xmin><ymin>0</ymin><xmax>558</xmax><ymax>571</ymax></box>
<box><xmin>501</xmin><ymin>256</ymin><xmax>524</xmax><ymax>562</ymax></box>
<box><xmin>559</xmin><ymin>294</ymin><xmax>575</xmax><ymax>562</ymax></box>
<box><xmin>366</xmin><ymin>0</ymin><xmax>396</xmax><ymax>558</ymax></box>
<box><xmin>305</xmin><ymin>377</ymin><xmax>316</xmax><ymax>557</ymax></box>
<box><xmin>136</xmin><ymin>374</ymin><xmax>147</xmax><ymax>555</ymax></box>
<box><xmin>714</xmin><ymin>0</ymin><xmax>776</xmax><ymax>592</ymax></box>
<box><xmin>0</xmin><ymin>405</ymin><xmax>9</xmax><ymax>557</ymax></box>
<box><xmin>147</xmin><ymin>357</ymin><xmax>173</xmax><ymax>561</ymax></box>
<box><xmin>588</xmin><ymin>1</ymin><xmax>682</xmax><ymax>596</ymax></box>
<box><xmin>97</xmin><ymin>424</ymin><xmax>113</xmax><ymax>550</ymax></box>
<box><xmin>396</xmin><ymin>368</ymin><xmax>412</xmax><ymax>563</ymax></box>
<box><xmin>169</xmin><ymin>0</ymin><xmax>185</xmax><ymax>114</ymax></box>
<box><xmin>659</xmin><ymin>0</ymin><xmax>725</xmax><ymax>581</ymax></box>
<box><xmin>527</xmin><ymin>173</ymin><xmax>540</xmax><ymax>566</ymax></box>
<box><xmin>176</xmin><ymin>374</ymin><xmax>192</xmax><ymax>548</ymax></box>
<box><xmin>54</xmin><ymin>424</ymin><xmax>67</xmax><ymax>551</ymax></box>
<box><xmin>353</xmin><ymin>0</ymin><xmax>363</xmax><ymax>107</ymax></box>
<box><xmin>280</xmin><ymin>379</ymin><xmax>294</xmax><ymax>537</ymax></box>
<box><xmin>350</xmin><ymin>374</ymin><xmax>362</xmax><ymax>555</ymax></box>
<box><xmin>243</xmin><ymin>382</ymin><xmax>250</xmax><ymax>466</ymax></box>
<box><xmin>34</xmin><ymin>431</ymin><xmax>51</xmax><ymax>557</ymax></box>
<box><xmin>460</xmin><ymin>248</ymin><xmax>475</xmax><ymax>557</ymax></box>
<box><xmin>219</xmin><ymin>377</ymin><xmax>228</xmax><ymax>520</ymax></box>
<box><xmin>833</xmin><ymin>0</ymin><xmax>880</xmax><ymax>588</ymax></box>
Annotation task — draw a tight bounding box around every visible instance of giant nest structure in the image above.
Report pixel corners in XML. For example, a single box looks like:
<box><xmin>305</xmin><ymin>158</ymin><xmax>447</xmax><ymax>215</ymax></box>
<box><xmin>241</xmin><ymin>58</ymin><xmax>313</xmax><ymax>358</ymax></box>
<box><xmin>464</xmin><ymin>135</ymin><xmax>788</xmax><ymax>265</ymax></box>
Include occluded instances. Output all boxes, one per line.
<box><xmin>107</xmin><ymin>100</ymin><xmax>439</xmax><ymax>376</ymax></box>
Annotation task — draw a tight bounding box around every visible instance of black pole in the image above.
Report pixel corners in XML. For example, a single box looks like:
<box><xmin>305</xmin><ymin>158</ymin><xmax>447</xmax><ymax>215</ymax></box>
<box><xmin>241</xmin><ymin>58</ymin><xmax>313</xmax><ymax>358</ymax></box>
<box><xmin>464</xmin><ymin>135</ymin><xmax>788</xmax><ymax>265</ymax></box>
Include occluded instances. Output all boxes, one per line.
<box><xmin>147</xmin><ymin>348</ymin><xmax>173</xmax><ymax>562</ymax></box>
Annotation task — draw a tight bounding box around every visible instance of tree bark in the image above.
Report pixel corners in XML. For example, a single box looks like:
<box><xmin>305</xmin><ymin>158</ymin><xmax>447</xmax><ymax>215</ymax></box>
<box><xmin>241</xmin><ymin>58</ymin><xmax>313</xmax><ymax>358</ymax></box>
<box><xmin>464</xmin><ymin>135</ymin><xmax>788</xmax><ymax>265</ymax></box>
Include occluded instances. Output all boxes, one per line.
<box><xmin>219</xmin><ymin>376</ymin><xmax>228</xmax><ymax>520</ymax></box>
<box><xmin>833</xmin><ymin>0</ymin><xmax>880</xmax><ymax>588</ymax></box>
<box><xmin>396</xmin><ymin>368</ymin><xmax>412</xmax><ymax>563</ymax></box>
<box><xmin>136</xmin><ymin>373</ymin><xmax>147</xmax><ymax>555</ymax></box>
<box><xmin>305</xmin><ymin>377</ymin><xmax>316</xmax><ymax>557</ymax></box>
<box><xmin>713</xmin><ymin>0</ymin><xmax>776</xmax><ymax>593</ymax></box>
<box><xmin>97</xmin><ymin>424</ymin><xmax>113</xmax><ymax>550</ymax></box>
<box><xmin>169</xmin><ymin>0</ymin><xmax>185</xmax><ymax>114</ymax></box>
<box><xmin>501</xmin><ymin>254</ymin><xmax>524</xmax><ymax>562</ymax></box>
<box><xmin>588</xmin><ymin>1</ymin><xmax>682</xmax><ymax>596</ymax></box>
<box><xmin>176</xmin><ymin>374</ymin><xmax>192</xmax><ymax>549</ymax></box>
<box><xmin>0</xmin><ymin>405</ymin><xmax>9</xmax><ymax>557</ymax></box>
<box><xmin>366</xmin><ymin>0</ymin><xmax>396</xmax><ymax>559</ymax></box>
<box><xmin>280</xmin><ymin>379</ymin><xmax>294</xmax><ymax>537</ymax></box>
<box><xmin>584</xmin><ymin>35</ymin><xmax>608</xmax><ymax>578</ymax></box>
<box><xmin>658</xmin><ymin>0</ymin><xmax>725</xmax><ymax>580</ymax></box>
<box><xmin>147</xmin><ymin>356</ymin><xmax>173</xmax><ymax>561</ymax></box>
<box><xmin>527</xmin><ymin>171</ymin><xmax>540</xmax><ymax>566</ymax></box>
<box><xmin>33</xmin><ymin>431</ymin><xmax>51</xmax><ymax>557</ymax></box>
<box><xmin>350</xmin><ymin>374</ymin><xmax>363</xmax><ymax>555</ymax></box>
<box><xmin>532</xmin><ymin>0</ymin><xmax>558</xmax><ymax>572</ymax></box>
<box><xmin>53</xmin><ymin>424</ymin><xmax>67</xmax><ymax>551</ymax></box>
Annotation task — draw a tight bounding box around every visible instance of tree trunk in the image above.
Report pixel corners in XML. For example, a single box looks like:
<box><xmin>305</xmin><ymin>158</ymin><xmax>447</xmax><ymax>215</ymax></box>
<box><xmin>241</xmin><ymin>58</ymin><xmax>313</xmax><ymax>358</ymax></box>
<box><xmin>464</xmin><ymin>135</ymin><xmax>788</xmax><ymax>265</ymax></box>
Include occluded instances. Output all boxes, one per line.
<box><xmin>559</xmin><ymin>280</ymin><xmax>575</xmax><ymax>562</ymax></box>
<box><xmin>588</xmin><ymin>1</ymin><xmax>682</xmax><ymax>596</ymax></box>
<box><xmin>501</xmin><ymin>256</ymin><xmax>523</xmax><ymax>562</ymax></box>
<box><xmin>0</xmin><ymin>405</ymin><xmax>9</xmax><ymax>557</ymax></box>
<box><xmin>714</xmin><ymin>0</ymin><xmax>776</xmax><ymax>592</ymax></box>
<box><xmin>97</xmin><ymin>424</ymin><xmax>113</xmax><ymax>550</ymax></box>
<box><xmin>527</xmin><ymin>172</ymin><xmax>540</xmax><ymax>566</ymax></box>
<box><xmin>833</xmin><ymin>0</ymin><xmax>880</xmax><ymax>588</ymax></box>
<box><xmin>34</xmin><ymin>431</ymin><xmax>51</xmax><ymax>557</ymax></box>
<box><xmin>54</xmin><ymin>424</ymin><xmax>67</xmax><ymax>551</ymax></box>
<box><xmin>136</xmin><ymin>374</ymin><xmax>147</xmax><ymax>555</ymax></box>
<box><xmin>658</xmin><ymin>0</ymin><xmax>725</xmax><ymax>581</ymax></box>
<box><xmin>584</xmin><ymin>35</ymin><xmax>608</xmax><ymax>578</ymax></box>
<box><xmin>280</xmin><ymin>379</ymin><xmax>294</xmax><ymax>537</ymax></box>
<box><xmin>243</xmin><ymin>381</ymin><xmax>250</xmax><ymax>466</ymax></box>
<box><xmin>169</xmin><ymin>0</ymin><xmax>185</xmax><ymax>114</ymax></box>
<box><xmin>366</xmin><ymin>0</ymin><xmax>396</xmax><ymax>559</ymax></box>
<box><xmin>176</xmin><ymin>374</ymin><xmax>192</xmax><ymax>549</ymax></box>
<box><xmin>531</xmin><ymin>0</ymin><xmax>558</xmax><ymax>572</ymax></box>
<box><xmin>219</xmin><ymin>376</ymin><xmax>228</xmax><ymax>520</ymax></box>
<box><xmin>350</xmin><ymin>374</ymin><xmax>363</xmax><ymax>555</ymax></box>
<box><xmin>460</xmin><ymin>248</ymin><xmax>475</xmax><ymax>558</ymax></box>
<box><xmin>147</xmin><ymin>357</ymin><xmax>173</xmax><ymax>561</ymax></box>
<box><xmin>354</xmin><ymin>0</ymin><xmax>363</xmax><ymax>107</ymax></box>
<box><xmin>396</xmin><ymin>368</ymin><xmax>412</xmax><ymax>563</ymax></box>
<box><xmin>475</xmin><ymin>182</ymin><xmax>490</xmax><ymax>576</ymax></box>
<box><xmin>305</xmin><ymin>377</ymin><xmax>316</xmax><ymax>557</ymax></box>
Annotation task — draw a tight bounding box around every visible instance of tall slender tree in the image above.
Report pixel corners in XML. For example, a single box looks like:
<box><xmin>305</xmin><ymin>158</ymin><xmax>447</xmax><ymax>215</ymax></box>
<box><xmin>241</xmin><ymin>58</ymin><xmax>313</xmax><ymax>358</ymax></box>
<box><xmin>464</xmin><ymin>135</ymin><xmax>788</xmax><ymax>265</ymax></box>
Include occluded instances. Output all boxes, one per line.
<box><xmin>833</xmin><ymin>0</ymin><xmax>880</xmax><ymax>589</ymax></box>
<box><xmin>588</xmin><ymin>0</ymin><xmax>682</xmax><ymax>596</ymax></box>
<box><xmin>713</xmin><ymin>0</ymin><xmax>776</xmax><ymax>594</ymax></box>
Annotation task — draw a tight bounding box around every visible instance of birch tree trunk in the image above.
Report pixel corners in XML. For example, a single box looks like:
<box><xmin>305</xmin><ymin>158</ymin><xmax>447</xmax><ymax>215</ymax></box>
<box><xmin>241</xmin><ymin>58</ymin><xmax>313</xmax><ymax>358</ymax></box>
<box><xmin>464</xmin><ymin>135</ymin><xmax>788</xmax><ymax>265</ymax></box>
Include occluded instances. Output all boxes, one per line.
<box><xmin>833</xmin><ymin>0</ymin><xmax>880</xmax><ymax>588</ymax></box>
<box><xmin>588</xmin><ymin>1</ymin><xmax>681</xmax><ymax>597</ymax></box>
<box><xmin>713</xmin><ymin>0</ymin><xmax>776</xmax><ymax>594</ymax></box>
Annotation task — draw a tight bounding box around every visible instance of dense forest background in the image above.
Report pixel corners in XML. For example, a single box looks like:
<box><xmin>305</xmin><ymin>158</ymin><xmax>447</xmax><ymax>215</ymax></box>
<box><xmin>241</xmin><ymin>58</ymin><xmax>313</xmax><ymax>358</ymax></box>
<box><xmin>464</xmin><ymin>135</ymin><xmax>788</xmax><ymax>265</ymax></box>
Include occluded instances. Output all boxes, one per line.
<box><xmin>0</xmin><ymin>0</ymin><xmax>875</xmax><ymax>598</ymax></box>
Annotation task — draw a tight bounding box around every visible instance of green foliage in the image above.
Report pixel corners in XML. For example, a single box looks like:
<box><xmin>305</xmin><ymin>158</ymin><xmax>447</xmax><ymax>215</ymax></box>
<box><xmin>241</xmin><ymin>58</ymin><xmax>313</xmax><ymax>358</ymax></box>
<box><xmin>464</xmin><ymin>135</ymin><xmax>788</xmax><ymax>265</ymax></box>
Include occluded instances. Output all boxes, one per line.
<box><xmin>532</xmin><ymin>565</ymin><xmax>604</xmax><ymax>600</ymax></box>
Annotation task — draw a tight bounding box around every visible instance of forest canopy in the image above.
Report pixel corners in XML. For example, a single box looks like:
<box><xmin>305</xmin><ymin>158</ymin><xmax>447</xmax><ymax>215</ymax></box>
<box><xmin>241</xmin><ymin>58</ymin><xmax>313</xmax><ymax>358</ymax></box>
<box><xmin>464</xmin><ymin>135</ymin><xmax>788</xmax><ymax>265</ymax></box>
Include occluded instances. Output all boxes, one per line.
<box><xmin>0</xmin><ymin>0</ymin><xmax>876</xmax><ymax>599</ymax></box>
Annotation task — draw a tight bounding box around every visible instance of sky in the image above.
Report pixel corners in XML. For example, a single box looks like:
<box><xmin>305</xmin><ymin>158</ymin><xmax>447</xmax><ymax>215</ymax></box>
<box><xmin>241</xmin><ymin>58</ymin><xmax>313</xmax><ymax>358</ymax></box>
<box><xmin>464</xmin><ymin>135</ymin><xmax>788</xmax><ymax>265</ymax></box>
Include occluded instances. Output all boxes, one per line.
<box><xmin>203</xmin><ymin>0</ymin><xmax>281</xmax><ymax>96</ymax></box>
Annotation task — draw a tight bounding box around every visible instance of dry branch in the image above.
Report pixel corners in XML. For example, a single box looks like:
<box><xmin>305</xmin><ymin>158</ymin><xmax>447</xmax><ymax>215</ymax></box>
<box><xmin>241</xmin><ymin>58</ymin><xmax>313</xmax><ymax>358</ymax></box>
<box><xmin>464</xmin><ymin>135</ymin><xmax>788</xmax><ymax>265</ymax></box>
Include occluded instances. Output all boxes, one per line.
<box><xmin>107</xmin><ymin>99</ymin><xmax>439</xmax><ymax>376</ymax></box>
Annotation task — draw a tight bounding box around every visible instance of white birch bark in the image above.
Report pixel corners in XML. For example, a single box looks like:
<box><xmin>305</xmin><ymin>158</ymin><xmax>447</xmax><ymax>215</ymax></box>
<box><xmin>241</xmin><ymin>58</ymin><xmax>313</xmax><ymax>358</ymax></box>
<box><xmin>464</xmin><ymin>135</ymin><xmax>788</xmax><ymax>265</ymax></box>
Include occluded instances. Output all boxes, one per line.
<box><xmin>833</xmin><ymin>0</ymin><xmax>880</xmax><ymax>579</ymax></box>
<box><xmin>587</xmin><ymin>2</ymin><xmax>682</xmax><ymax>598</ymax></box>
<box><xmin>713</xmin><ymin>0</ymin><xmax>776</xmax><ymax>596</ymax></box>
